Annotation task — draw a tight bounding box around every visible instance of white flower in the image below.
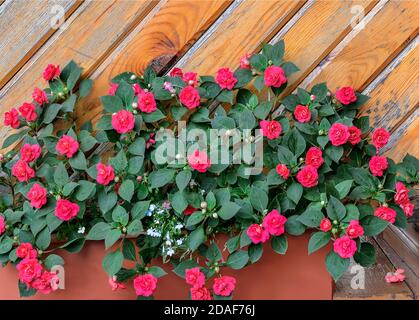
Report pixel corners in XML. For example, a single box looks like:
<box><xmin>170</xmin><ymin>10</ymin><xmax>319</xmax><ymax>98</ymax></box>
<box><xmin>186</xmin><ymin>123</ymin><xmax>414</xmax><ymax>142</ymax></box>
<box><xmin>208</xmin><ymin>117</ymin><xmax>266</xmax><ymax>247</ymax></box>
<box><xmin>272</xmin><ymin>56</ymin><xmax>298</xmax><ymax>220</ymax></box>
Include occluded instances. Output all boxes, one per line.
<box><xmin>167</xmin><ymin>248</ymin><xmax>175</xmax><ymax>256</ymax></box>
<box><xmin>165</xmin><ymin>240</ymin><xmax>172</xmax><ymax>246</ymax></box>
<box><xmin>149</xmin><ymin>204</ymin><xmax>157</xmax><ymax>211</ymax></box>
<box><xmin>77</xmin><ymin>227</ymin><xmax>85</xmax><ymax>234</ymax></box>
<box><xmin>146</xmin><ymin>228</ymin><xmax>161</xmax><ymax>237</ymax></box>
<box><xmin>176</xmin><ymin>239</ymin><xmax>183</xmax><ymax>245</ymax></box>
<box><xmin>175</xmin><ymin>223</ymin><xmax>183</xmax><ymax>230</ymax></box>
<box><xmin>157</xmin><ymin>209</ymin><xmax>165</xmax><ymax>215</ymax></box>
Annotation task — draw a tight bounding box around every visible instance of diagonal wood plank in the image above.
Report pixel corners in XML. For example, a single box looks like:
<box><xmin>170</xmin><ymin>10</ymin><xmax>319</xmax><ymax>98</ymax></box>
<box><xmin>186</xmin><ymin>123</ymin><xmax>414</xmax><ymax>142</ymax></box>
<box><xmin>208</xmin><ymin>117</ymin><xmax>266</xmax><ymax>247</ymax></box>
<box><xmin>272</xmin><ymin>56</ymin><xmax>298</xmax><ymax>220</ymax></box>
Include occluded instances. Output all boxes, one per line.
<box><xmin>300</xmin><ymin>0</ymin><xmax>419</xmax><ymax>92</ymax></box>
<box><xmin>0</xmin><ymin>0</ymin><xmax>158</xmax><ymax>150</ymax></box>
<box><xmin>0</xmin><ymin>0</ymin><xmax>83</xmax><ymax>89</ymax></box>
<box><xmin>76</xmin><ymin>0</ymin><xmax>231</xmax><ymax>127</ymax></box>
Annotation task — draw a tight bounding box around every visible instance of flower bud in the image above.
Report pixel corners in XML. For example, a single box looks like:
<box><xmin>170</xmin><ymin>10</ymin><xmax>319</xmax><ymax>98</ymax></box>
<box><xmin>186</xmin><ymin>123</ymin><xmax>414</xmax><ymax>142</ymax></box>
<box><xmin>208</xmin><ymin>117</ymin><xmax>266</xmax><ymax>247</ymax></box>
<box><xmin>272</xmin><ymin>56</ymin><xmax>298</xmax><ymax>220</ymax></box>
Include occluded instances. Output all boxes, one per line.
<box><xmin>326</xmin><ymin>91</ymin><xmax>331</xmax><ymax>97</ymax></box>
<box><xmin>252</xmin><ymin>71</ymin><xmax>257</xmax><ymax>76</ymax></box>
<box><xmin>202</xmin><ymin>209</ymin><xmax>207</xmax><ymax>214</ymax></box>
<box><xmin>114</xmin><ymin>176</ymin><xmax>120</xmax><ymax>183</ymax></box>
<box><xmin>171</xmin><ymin>93</ymin><xmax>176</xmax><ymax>97</ymax></box>
<box><xmin>55</xmin><ymin>195</ymin><xmax>61</xmax><ymax>200</ymax></box>
<box><xmin>310</xmin><ymin>94</ymin><xmax>316</xmax><ymax>101</ymax></box>
<box><xmin>225</xmin><ymin>129</ymin><xmax>232</xmax><ymax>136</ymax></box>
<box><xmin>58</xmin><ymin>92</ymin><xmax>64</xmax><ymax>97</ymax></box>
<box><xmin>383</xmin><ymin>203</ymin><xmax>388</xmax><ymax>207</ymax></box>
<box><xmin>122</xmin><ymin>227</ymin><xmax>127</xmax><ymax>233</ymax></box>
<box><xmin>137</xmin><ymin>176</ymin><xmax>143</xmax><ymax>182</ymax></box>
<box><xmin>268</xmin><ymin>60</ymin><xmax>273</xmax><ymax>65</ymax></box>
<box><xmin>133</xmin><ymin>110</ymin><xmax>138</xmax><ymax>115</ymax></box>
<box><xmin>132</xmin><ymin>102</ymin><xmax>138</xmax><ymax>109</ymax></box>
<box><xmin>331</xmin><ymin>228</ymin><xmax>338</xmax><ymax>234</ymax></box>
<box><xmin>0</xmin><ymin>153</ymin><xmax>3</xmax><ymax>161</ymax></box>
<box><xmin>188</xmin><ymin>80</ymin><xmax>194</xmax><ymax>86</ymax></box>
<box><xmin>200</xmin><ymin>201</ymin><xmax>207</xmax><ymax>209</ymax></box>
<box><xmin>249</xmin><ymin>136</ymin><xmax>255</xmax><ymax>142</ymax></box>
<box><xmin>320</xmin><ymin>200</ymin><xmax>325</xmax><ymax>206</ymax></box>
<box><xmin>299</xmin><ymin>157</ymin><xmax>304</xmax><ymax>163</ymax></box>
<box><xmin>175</xmin><ymin>153</ymin><xmax>182</xmax><ymax>160</ymax></box>
<box><xmin>130</xmin><ymin>74</ymin><xmax>137</xmax><ymax>80</ymax></box>
<box><xmin>333</xmin><ymin>220</ymin><xmax>338</xmax><ymax>225</ymax></box>
<box><xmin>147</xmin><ymin>84</ymin><xmax>151</xmax><ymax>88</ymax></box>
<box><xmin>214</xmin><ymin>266</ymin><xmax>220</xmax><ymax>273</ymax></box>
<box><xmin>378</xmin><ymin>184</ymin><xmax>383</xmax><ymax>189</ymax></box>
<box><xmin>318</xmin><ymin>129</ymin><xmax>324</xmax><ymax>135</ymax></box>
<box><xmin>212</xmin><ymin>212</ymin><xmax>218</xmax><ymax>219</ymax></box>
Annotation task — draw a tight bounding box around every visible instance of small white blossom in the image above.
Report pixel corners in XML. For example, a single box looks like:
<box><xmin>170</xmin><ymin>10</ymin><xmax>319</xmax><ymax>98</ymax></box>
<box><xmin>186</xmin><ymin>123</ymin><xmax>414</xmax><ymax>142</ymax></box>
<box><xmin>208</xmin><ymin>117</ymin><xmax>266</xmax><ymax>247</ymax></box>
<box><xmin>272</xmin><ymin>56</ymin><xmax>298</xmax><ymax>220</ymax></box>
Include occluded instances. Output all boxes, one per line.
<box><xmin>175</xmin><ymin>223</ymin><xmax>183</xmax><ymax>230</ymax></box>
<box><xmin>149</xmin><ymin>204</ymin><xmax>157</xmax><ymax>211</ymax></box>
<box><xmin>176</xmin><ymin>239</ymin><xmax>184</xmax><ymax>245</ymax></box>
<box><xmin>167</xmin><ymin>248</ymin><xmax>175</xmax><ymax>256</ymax></box>
<box><xmin>77</xmin><ymin>227</ymin><xmax>85</xmax><ymax>234</ymax></box>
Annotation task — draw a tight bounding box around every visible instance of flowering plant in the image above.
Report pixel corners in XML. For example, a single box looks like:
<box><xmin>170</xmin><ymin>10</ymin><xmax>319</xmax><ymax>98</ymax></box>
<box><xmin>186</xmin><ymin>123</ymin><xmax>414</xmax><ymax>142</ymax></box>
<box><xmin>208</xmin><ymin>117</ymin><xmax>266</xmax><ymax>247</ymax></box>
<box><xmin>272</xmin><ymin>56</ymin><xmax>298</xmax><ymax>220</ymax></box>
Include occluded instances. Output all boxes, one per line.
<box><xmin>0</xmin><ymin>41</ymin><xmax>417</xmax><ymax>299</ymax></box>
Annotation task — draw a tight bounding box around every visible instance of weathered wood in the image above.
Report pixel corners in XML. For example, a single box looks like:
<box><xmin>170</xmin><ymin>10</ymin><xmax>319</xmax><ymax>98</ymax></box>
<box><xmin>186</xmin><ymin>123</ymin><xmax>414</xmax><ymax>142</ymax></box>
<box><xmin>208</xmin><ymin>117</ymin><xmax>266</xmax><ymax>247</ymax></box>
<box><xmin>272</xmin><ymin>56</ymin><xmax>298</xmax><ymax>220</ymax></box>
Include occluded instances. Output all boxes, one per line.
<box><xmin>0</xmin><ymin>0</ymin><xmax>158</xmax><ymax>150</ymax></box>
<box><xmin>77</xmin><ymin>0</ymin><xmax>231</xmax><ymax>127</ymax></box>
<box><xmin>0</xmin><ymin>0</ymin><xmax>83</xmax><ymax>89</ymax></box>
<box><xmin>300</xmin><ymin>0</ymin><xmax>419</xmax><ymax>92</ymax></box>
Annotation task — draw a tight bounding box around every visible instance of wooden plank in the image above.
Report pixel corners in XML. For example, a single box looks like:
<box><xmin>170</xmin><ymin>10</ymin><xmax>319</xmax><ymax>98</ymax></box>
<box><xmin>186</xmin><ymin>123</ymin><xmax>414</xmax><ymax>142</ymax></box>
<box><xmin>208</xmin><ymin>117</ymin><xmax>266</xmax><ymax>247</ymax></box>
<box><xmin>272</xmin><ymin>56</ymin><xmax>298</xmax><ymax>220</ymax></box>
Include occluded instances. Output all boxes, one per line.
<box><xmin>334</xmin><ymin>238</ymin><xmax>415</xmax><ymax>300</ymax></box>
<box><xmin>0</xmin><ymin>0</ymin><xmax>83</xmax><ymax>88</ymax></box>
<box><xmin>0</xmin><ymin>0</ymin><xmax>158</xmax><ymax>150</ymax></box>
<box><xmin>301</xmin><ymin>0</ymin><xmax>419</xmax><ymax>92</ymax></box>
<box><xmin>76</xmin><ymin>0</ymin><xmax>231</xmax><ymax>127</ymax></box>
<box><xmin>360</xmin><ymin>43</ymin><xmax>419</xmax><ymax>133</ymax></box>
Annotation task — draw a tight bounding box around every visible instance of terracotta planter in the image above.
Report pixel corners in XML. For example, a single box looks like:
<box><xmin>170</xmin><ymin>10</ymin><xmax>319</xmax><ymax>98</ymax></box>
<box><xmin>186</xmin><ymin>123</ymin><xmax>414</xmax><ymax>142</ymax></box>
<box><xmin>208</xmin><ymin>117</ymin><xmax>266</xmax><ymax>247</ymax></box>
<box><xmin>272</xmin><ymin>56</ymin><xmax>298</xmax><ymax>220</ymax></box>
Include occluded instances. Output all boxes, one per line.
<box><xmin>0</xmin><ymin>232</ymin><xmax>332</xmax><ymax>300</ymax></box>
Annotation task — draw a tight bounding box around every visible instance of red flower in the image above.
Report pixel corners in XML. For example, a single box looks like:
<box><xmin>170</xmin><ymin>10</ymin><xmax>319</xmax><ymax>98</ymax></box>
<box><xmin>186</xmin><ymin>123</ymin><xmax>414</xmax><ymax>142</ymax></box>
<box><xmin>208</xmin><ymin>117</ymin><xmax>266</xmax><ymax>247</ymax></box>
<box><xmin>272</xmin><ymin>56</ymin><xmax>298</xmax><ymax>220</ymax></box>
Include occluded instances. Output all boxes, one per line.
<box><xmin>132</xmin><ymin>83</ymin><xmax>143</xmax><ymax>96</ymax></box>
<box><xmin>27</xmin><ymin>183</ymin><xmax>47</xmax><ymax>209</ymax></box>
<box><xmin>345</xmin><ymin>220</ymin><xmax>364</xmax><ymax>239</ymax></box>
<box><xmin>16</xmin><ymin>258</ymin><xmax>42</xmax><ymax>285</ymax></box>
<box><xmin>262</xmin><ymin>209</ymin><xmax>287</xmax><ymax>236</ymax></box>
<box><xmin>275</xmin><ymin>164</ymin><xmax>290</xmax><ymax>180</ymax></box>
<box><xmin>111</xmin><ymin>110</ymin><xmax>135</xmax><ymax>134</ymax></box>
<box><xmin>247</xmin><ymin>224</ymin><xmax>269</xmax><ymax>244</ymax></box>
<box><xmin>169</xmin><ymin>67</ymin><xmax>183</xmax><ymax>78</ymax></box>
<box><xmin>240</xmin><ymin>53</ymin><xmax>251</xmax><ymax>69</ymax></box>
<box><xmin>369</xmin><ymin>155</ymin><xmax>388</xmax><ymax>177</ymax></box>
<box><xmin>374</xmin><ymin>206</ymin><xmax>396</xmax><ymax>224</ymax></box>
<box><xmin>187</xmin><ymin>150</ymin><xmax>211</xmax><ymax>173</ymax></box>
<box><xmin>56</xmin><ymin>135</ymin><xmax>79</xmax><ymax>158</ymax></box>
<box><xmin>32</xmin><ymin>271</ymin><xmax>59</xmax><ymax>294</ymax></box>
<box><xmin>296</xmin><ymin>165</ymin><xmax>318</xmax><ymax>188</ymax></box>
<box><xmin>328</xmin><ymin>123</ymin><xmax>350</xmax><ymax>146</ymax></box>
<box><xmin>4</xmin><ymin>108</ymin><xmax>20</xmax><ymax>129</ymax></box>
<box><xmin>96</xmin><ymin>163</ymin><xmax>115</xmax><ymax>186</ymax></box>
<box><xmin>264</xmin><ymin>66</ymin><xmax>286</xmax><ymax>87</ymax></box>
<box><xmin>294</xmin><ymin>105</ymin><xmax>311</xmax><ymax>123</ymax></box>
<box><xmin>20</xmin><ymin>144</ymin><xmax>42</xmax><ymax>163</ymax></box>
<box><xmin>183</xmin><ymin>205</ymin><xmax>197</xmax><ymax>216</ymax></box>
<box><xmin>179</xmin><ymin>86</ymin><xmax>200</xmax><ymax>109</ymax></box>
<box><xmin>215</xmin><ymin>67</ymin><xmax>237</xmax><ymax>90</ymax></box>
<box><xmin>333</xmin><ymin>236</ymin><xmax>357</xmax><ymax>258</ymax></box>
<box><xmin>16</xmin><ymin>243</ymin><xmax>38</xmax><ymax>259</ymax></box>
<box><xmin>401</xmin><ymin>202</ymin><xmax>414</xmax><ymax>217</ymax></box>
<box><xmin>133</xmin><ymin>274</ymin><xmax>157</xmax><ymax>297</ymax></box>
<box><xmin>18</xmin><ymin>102</ymin><xmax>37</xmax><ymax>122</ymax></box>
<box><xmin>394</xmin><ymin>182</ymin><xmax>410</xmax><ymax>205</ymax></box>
<box><xmin>138</xmin><ymin>92</ymin><xmax>157</xmax><ymax>113</ymax></box>
<box><xmin>32</xmin><ymin>87</ymin><xmax>48</xmax><ymax>105</ymax></box>
<box><xmin>12</xmin><ymin>160</ymin><xmax>35</xmax><ymax>182</ymax></box>
<box><xmin>183</xmin><ymin>72</ymin><xmax>198</xmax><ymax>87</ymax></box>
<box><xmin>335</xmin><ymin>86</ymin><xmax>357</xmax><ymax>105</ymax></box>
<box><xmin>42</xmin><ymin>64</ymin><xmax>60</xmax><ymax>81</ymax></box>
<box><xmin>260</xmin><ymin>120</ymin><xmax>282</xmax><ymax>140</ymax></box>
<box><xmin>305</xmin><ymin>147</ymin><xmax>324</xmax><ymax>169</ymax></box>
<box><xmin>213</xmin><ymin>276</ymin><xmax>236</xmax><ymax>297</ymax></box>
<box><xmin>372</xmin><ymin>128</ymin><xmax>390</xmax><ymax>149</ymax></box>
<box><xmin>55</xmin><ymin>199</ymin><xmax>80</xmax><ymax>221</ymax></box>
<box><xmin>320</xmin><ymin>218</ymin><xmax>332</xmax><ymax>232</ymax></box>
<box><xmin>348</xmin><ymin>126</ymin><xmax>361</xmax><ymax>145</ymax></box>
<box><xmin>190</xmin><ymin>286</ymin><xmax>212</xmax><ymax>300</ymax></box>
<box><xmin>108</xmin><ymin>83</ymin><xmax>119</xmax><ymax>95</ymax></box>
<box><xmin>185</xmin><ymin>267</ymin><xmax>205</xmax><ymax>288</ymax></box>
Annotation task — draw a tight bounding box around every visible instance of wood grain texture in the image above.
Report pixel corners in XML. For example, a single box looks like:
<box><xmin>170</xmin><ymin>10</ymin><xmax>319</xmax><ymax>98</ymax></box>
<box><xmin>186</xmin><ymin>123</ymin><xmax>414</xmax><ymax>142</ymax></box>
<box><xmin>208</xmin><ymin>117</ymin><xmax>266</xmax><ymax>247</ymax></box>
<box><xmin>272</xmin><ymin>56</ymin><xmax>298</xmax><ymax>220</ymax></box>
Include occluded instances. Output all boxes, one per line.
<box><xmin>301</xmin><ymin>0</ymin><xmax>419</xmax><ymax>92</ymax></box>
<box><xmin>0</xmin><ymin>0</ymin><xmax>158</xmax><ymax>150</ymax></box>
<box><xmin>0</xmin><ymin>0</ymin><xmax>83</xmax><ymax>89</ymax></box>
<box><xmin>76</xmin><ymin>0</ymin><xmax>231</xmax><ymax>127</ymax></box>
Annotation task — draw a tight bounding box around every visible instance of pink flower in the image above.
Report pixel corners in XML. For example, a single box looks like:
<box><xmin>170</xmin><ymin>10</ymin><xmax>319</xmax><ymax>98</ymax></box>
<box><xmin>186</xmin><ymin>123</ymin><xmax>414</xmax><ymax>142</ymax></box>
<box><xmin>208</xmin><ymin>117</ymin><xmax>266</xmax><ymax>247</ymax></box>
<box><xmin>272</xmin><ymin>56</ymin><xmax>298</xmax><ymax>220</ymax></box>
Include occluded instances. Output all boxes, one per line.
<box><xmin>16</xmin><ymin>243</ymin><xmax>38</xmax><ymax>259</ymax></box>
<box><xmin>213</xmin><ymin>276</ymin><xmax>236</xmax><ymax>297</ymax></box>
<box><xmin>0</xmin><ymin>216</ymin><xmax>5</xmax><ymax>235</ymax></box>
<box><xmin>348</xmin><ymin>126</ymin><xmax>362</xmax><ymax>145</ymax></box>
<box><xmin>305</xmin><ymin>147</ymin><xmax>324</xmax><ymax>169</ymax></box>
<box><xmin>146</xmin><ymin>133</ymin><xmax>156</xmax><ymax>149</ymax></box>
<box><xmin>183</xmin><ymin>72</ymin><xmax>198</xmax><ymax>87</ymax></box>
<box><xmin>32</xmin><ymin>87</ymin><xmax>48</xmax><ymax>105</ymax></box>
<box><xmin>345</xmin><ymin>220</ymin><xmax>364</xmax><ymax>239</ymax></box>
<box><xmin>328</xmin><ymin>123</ymin><xmax>350</xmax><ymax>146</ymax></box>
<box><xmin>320</xmin><ymin>218</ymin><xmax>332</xmax><ymax>232</ymax></box>
<box><xmin>185</xmin><ymin>267</ymin><xmax>205</xmax><ymax>288</ymax></box>
<box><xmin>56</xmin><ymin>135</ymin><xmax>79</xmax><ymax>158</ymax></box>
<box><xmin>247</xmin><ymin>224</ymin><xmax>270</xmax><ymax>244</ymax></box>
<box><xmin>20</xmin><ymin>144</ymin><xmax>42</xmax><ymax>162</ymax></box>
<box><xmin>190</xmin><ymin>286</ymin><xmax>212</xmax><ymax>300</ymax></box>
<box><xmin>335</xmin><ymin>86</ymin><xmax>357</xmax><ymax>105</ymax></box>
<box><xmin>32</xmin><ymin>271</ymin><xmax>60</xmax><ymax>294</ymax></box>
<box><xmin>16</xmin><ymin>258</ymin><xmax>42</xmax><ymax>285</ymax></box>
<box><xmin>18</xmin><ymin>102</ymin><xmax>37</xmax><ymax>122</ymax></box>
<box><xmin>108</xmin><ymin>83</ymin><xmax>119</xmax><ymax>95</ymax></box>
<box><xmin>170</xmin><ymin>67</ymin><xmax>183</xmax><ymax>78</ymax></box>
<box><xmin>374</xmin><ymin>206</ymin><xmax>396</xmax><ymax>224</ymax></box>
<box><xmin>187</xmin><ymin>150</ymin><xmax>211</xmax><ymax>173</ymax></box>
<box><xmin>275</xmin><ymin>164</ymin><xmax>290</xmax><ymax>180</ymax></box>
<box><xmin>394</xmin><ymin>182</ymin><xmax>410</xmax><ymax>205</ymax></box>
<box><xmin>163</xmin><ymin>82</ymin><xmax>174</xmax><ymax>93</ymax></box>
<box><xmin>96</xmin><ymin>163</ymin><xmax>115</xmax><ymax>186</ymax></box>
<box><xmin>108</xmin><ymin>276</ymin><xmax>126</xmax><ymax>291</ymax></box>
<box><xmin>183</xmin><ymin>205</ymin><xmax>198</xmax><ymax>216</ymax></box>
<box><xmin>27</xmin><ymin>184</ymin><xmax>47</xmax><ymax>209</ymax></box>
<box><xmin>296</xmin><ymin>165</ymin><xmax>318</xmax><ymax>188</ymax></box>
<box><xmin>333</xmin><ymin>236</ymin><xmax>357</xmax><ymax>258</ymax></box>
<box><xmin>133</xmin><ymin>274</ymin><xmax>158</xmax><ymax>297</ymax></box>
<box><xmin>215</xmin><ymin>67</ymin><xmax>237</xmax><ymax>90</ymax></box>
<box><xmin>260</xmin><ymin>120</ymin><xmax>282</xmax><ymax>140</ymax></box>
<box><xmin>132</xmin><ymin>83</ymin><xmax>143</xmax><ymax>96</ymax></box>
<box><xmin>138</xmin><ymin>92</ymin><xmax>157</xmax><ymax>113</ymax></box>
<box><xmin>385</xmin><ymin>268</ymin><xmax>405</xmax><ymax>283</ymax></box>
<box><xmin>55</xmin><ymin>199</ymin><xmax>80</xmax><ymax>221</ymax></box>
<box><xmin>372</xmin><ymin>128</ymin><xmax>390</xmax><ymax>150</ymax></box>
<box><xmin>240</xmin><ymin>53</ymin><xmax>251</xmax><ymax>69</ymax></box>
<box><xmin>42</xmin><ymin>64</ymin><xmax>60</xmax><ymax>81</ymax></box>
<box><xmin>294</xmin><ymin>105</ymin><xmax>311</xmax><ymax>123</ymax></box>
<box><xmin>12</xmin><ymin>160</ymin><xmax>35</xmax><ymax>182</ymax></box>
<box><xmin>262</xmin><ymin>209</ymin><xmax>287</xmax><ymax>236</ymax></box>
<box><xmin>264</xmin><ymin>66</ymin><xmax>286</xmax><ymax>87</ymax></box>
<box><xmin>111</xmin><ymin>110</ymin><xmax>135</xmax><ymax>134</ymax></box>
<box><xmin>4</xmin><ymin>108</ymin><xmax>20</xmax><ymax>129</ymax></box>
<box><xmin>179</xmin><ymin>86</ymin><xmax>200</xmax><ymax>109</ymax></box>
<box><xmin>401</xmin><ymin>202</ymin><xmax>414</xmax><ymax>217</ymax></box>
<box><xmin>369</xmin><ymin>155</ymin><xmax>388</xmax><ymax>177</ymax></box>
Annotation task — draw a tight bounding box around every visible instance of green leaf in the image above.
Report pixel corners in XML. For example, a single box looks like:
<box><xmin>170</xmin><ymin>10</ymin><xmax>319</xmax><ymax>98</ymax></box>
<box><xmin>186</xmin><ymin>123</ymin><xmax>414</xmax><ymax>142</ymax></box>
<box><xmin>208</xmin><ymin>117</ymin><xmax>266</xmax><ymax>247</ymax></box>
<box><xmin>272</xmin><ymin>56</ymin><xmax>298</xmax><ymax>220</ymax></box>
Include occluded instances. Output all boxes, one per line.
<box><xmin>254</xmin><ymin>101</ymin><xmax>272</xmax><ymax>120</ymax></box>
<box><xmin>308</xmin><ymin>232</ymin><xmax>330</xmax><ymax>255</ymax></box>
<box><xmin>186</xmin><ymin>211</ymin><xmax>205</xmax><ymax>227</ymax></box>
<box><xmin>44</xmin><ymin>254</ymin><xmax>64</xmax><ymax>270</ymax></box>
<box><xmin>101</xmin><ymin>95</ymin><xmax>123</xmax><ymax>113</ymax></box>
<box><xmin>36</xmin><ymin>226</ymin><xmax>51</xmax><ymax>250</ymax></box>
<box><xmin>131</xmin><ymin>201</ymin><xmax>150</xmax><ymax>220</ymax></box>
<box><xmin>286</xmin><ymin>129</ymin><xmax>306</xmax><ymax>157</ymax></box>
<box><xmin>98</xmin><ymin>189</ymin><xmax>117</xmax><ymax>213</ymax></box>
<box><xmin>105</xmin><ymin>229</ymin><xmax>122</xmax><ymax>249</ymax></box>
<box><xmin>110</xmin><ymin>150</ymin><xmax>128</xmax><ymax>172</ymax></box>
<box><xmin>128</xmin><ymin>138</ymin><xmax>146</xmax><ymax>156</ymax></box>
<box><xmin>61</xmin><ymin>182</ymin><xmax>78</xmax><ymax>196</ymax></box>
<box><xmin>60</xmin><ymin>237</ymin><xmax>85</xmax><ymax>253</ymax></box>
<box><xmin>354</xmin><ymin>242</ymin><xmax>376</xmax><ymax>267</ymax></box>
<box><xmin>2</xmin><ymin>130</ymin><xmax>28</xmax><ymax>149</ymax></box>
<box><xmin>127</xmin><ymin>219</ymin><xmax>143</xmax><ymax>236</ymax></box>
<box><xmin>216</xmin><ymin>90</ymin><xmax>233</xmax><ymax>104</ymax></box>
<box><xmin>233</xmin><ymin>69</ymin><xmax>253</xmax><ymax>88</ymax></box>
<box><xmin>218</xmin><ymin>202</ymin><xmax>241</xmax><ymax>220</ymax></box>
<box><xmin>250</xmin><ymin>54</ymin><xmax>268</xmax><ymax>72</ymax></box>
<box><xmin>227</xmin><ymin>250</ymin><xmax>249</xmax><ymax>269</ymax></box>
<box><xmin>43</xmin><ymin>103</ymin><xmax>62</xmax><ymax>124</ymax></box>
<box><xmin>287</xmin><ymin>182</ymin><xmax>303</xmax><ymax>204</ymax></box>
<box><xmin>249</xmin><ymin>187</ymin><xmax>268</xmax><ymax>212</ymax></box>
<box><xmin>176</xmin><ymin>170</ymin><xmax>191</xmax><ymax>191</ymax></box>
<box><xmin>271</xmin><ymin>235</ymin><xmax>288</xmax><ymax>254</ymax></box>
<box><xmin>19</xmin><ymin>281</ymin><xmax>37</xmax><ymax>297</ymax></box>
<box><xmin>102</xmin><ymin>250</ymin><xmax>124</xmax><ymax>276</ymax></box>
<box><xmin>188</xmin><ymin>227</ymin><xmax>205</xmax><ymax>252</ymax></box>
<box><xmin>122</xmin><ymin>239</ymin><xmax>136</xmax><ymax>261</ymax></box>
<box><xmin>335</xmin><ymin>180</ymin><xmax>353</xmax><ymax>199</ymax></box>
<box><xmin>361</xmin><ymin>216</ymin><xmax>389</xmax><ymax>236</ymax></box>
<box><xmin>112</xmin><ymin>205</ymin><xmax>129</xmax><ymax>226</ymax></box>
<box><xmin>325</xmin><ymin>146</ymin><xmax>344</xmax><ymax>163</ymax></box>
<box><xmin>118</xmin><ymin>180</ymin><xmax>134</xmax><ymax>202</ymax></box>
<box><xmin>285</xmin><ymin>215</ymin><xmax>306</xmax><ymax>236</ymax></box>
<box><xmin>0</xmin><ymin>237</ymin><xmax>13</xmax><ymax>254</ymax></box>
<box><xmin>87</xmin><ymin>222</ymin><xmax>111</xmax><ymax>240</ymax></box>
<box><xmin>149</xmin><ymin>169</ymin><xmax>175</xmax><ymax>188</ymax></box>
<box><xmin>173</xmin><ymin>260</ymin><xmax>199</xmax><ymax>278</ymax></box>
<box><xmin>142</xmin><ymin>109</ymin><xmax>165</xmax><ymax>123</ymax></box>
<box><xmin>238</xmin><ymin>109</ymin><xmax>256</xmax><ymax>129</ymax></box>
<box><xmin>281</xmin><ymin>62</ymin><xmax>299</xmax><ymax>76</ymax></box>
<box><xmin>76</xmin><ymin>180</ymin><xmax>96</xmax><ymax>201</ymax></box>
<box><xmin>297</xmin><ymin>207</ymin><xmax>324</xmax><ymax>227</ymax></box>
<box><xmin>326</xmin><ymin>196</ymin><xmax>346</xmax><ymax>221</ymax></box>
<box><xmin>148</xmin><ymin>266</ymin><xmax>167</xmax><ymax>278</ymax></box>
<box><xmin>325</xmin><ymin>251</ymin><xmax>350</xmax><ymax>281</ymax></box>
<box><xmin>248</xmin><ymin>244</ymin><xmax>263</xmax><ymax>263</ymax></box>
<box><xmin>54</xmin><ymin>162</ymin><xmax>69</xmax><ymax>186</ymax></box>
<box><xmin>79</xmin><ymin>79</ymin><xmax>93</xmax><ymax>97</ymax></box>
